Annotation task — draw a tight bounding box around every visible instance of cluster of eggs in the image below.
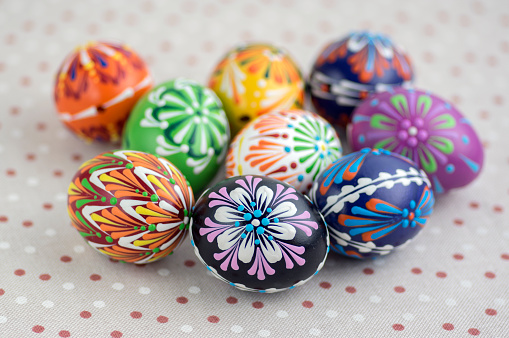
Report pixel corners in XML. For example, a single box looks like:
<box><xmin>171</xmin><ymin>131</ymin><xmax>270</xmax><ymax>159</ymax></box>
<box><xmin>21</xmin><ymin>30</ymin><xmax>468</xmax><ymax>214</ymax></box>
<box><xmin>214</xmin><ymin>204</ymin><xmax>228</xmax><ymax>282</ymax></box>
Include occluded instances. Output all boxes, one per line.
<box><xmin>60</xmin><ymin>32</ymin><xmax>483</xmax><ymax>293</ymax></box>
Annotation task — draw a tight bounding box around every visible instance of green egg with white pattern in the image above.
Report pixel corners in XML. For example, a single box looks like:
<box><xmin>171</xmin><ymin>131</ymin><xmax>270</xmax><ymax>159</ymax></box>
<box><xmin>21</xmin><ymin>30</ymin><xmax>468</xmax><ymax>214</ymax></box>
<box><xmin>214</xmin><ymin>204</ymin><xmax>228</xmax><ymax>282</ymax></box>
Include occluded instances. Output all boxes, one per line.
<box><xmin>122</xmin><ymin>78</ymin><xmax>230</xmax><ymax>192</ymax></box>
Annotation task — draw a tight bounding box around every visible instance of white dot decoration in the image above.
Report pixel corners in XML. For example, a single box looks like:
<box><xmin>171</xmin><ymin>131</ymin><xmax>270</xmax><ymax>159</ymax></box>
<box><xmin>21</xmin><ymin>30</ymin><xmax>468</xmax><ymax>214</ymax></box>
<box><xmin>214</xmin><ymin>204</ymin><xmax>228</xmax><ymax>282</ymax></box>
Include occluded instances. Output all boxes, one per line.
<box><xmin>181</xmin><ymin>325</ymin><xmax>193</xmax><ymax>333</ymax></box>
<box><xmin>112</xmin><ymin>283</ymin><xmax>124</xmax><ymax>291</ymax></box>
<box><xmin>188</xmin><ymin>286</ymin><xmax>200</xmax><ymax>294</ymax></box>
<box><xmin>276</xmin><ymin>310</ymin><xmax>289</xmax><ymax>318</ymax></box>
<box><xmin>231</xmin><ymin>325</ymin><xmax>243</xmax><ymax>333</ymax></box>
<box><xmin>138</xmin><ymin>287</ymin><xmax>151</xmax><ymax>295</ymax></box>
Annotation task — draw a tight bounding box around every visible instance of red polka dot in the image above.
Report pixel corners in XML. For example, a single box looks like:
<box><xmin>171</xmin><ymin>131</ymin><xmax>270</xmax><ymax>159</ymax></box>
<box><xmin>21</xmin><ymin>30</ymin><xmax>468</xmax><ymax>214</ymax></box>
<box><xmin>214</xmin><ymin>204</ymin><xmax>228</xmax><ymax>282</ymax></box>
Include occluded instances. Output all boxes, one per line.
<box><xmin>87</xmin><ymin>23</ymin><xmax>99</xmax><ymax>34</ymax></box>
<box><xmin>302</xmin><ymin>301</ymin><xmax>313</xmax><ymax>308</ymax></box>
<box><xmin>39</xmin><ymin>274</ymin><xmax>51</xmax><ymax>281</ymax></box>
<box><xmin>111</xmin><ymin>331</ymin><xmax>123</xmax><ymax>338</ymax></box>
<box><xmin>423</xmin><ymin>51</ymin><xmax>434</xmax><ymax>63</ymax></box>
<box><xmin>130</xmin><ymin>311</ymin><xmax>142</xmax><ymax>319</ymax></box>
<box><xmin>487</xmin><ymin>55</ymin><xmax>498</xmax><ymax>67</ymax></box>
<box><xmin>438</xmin><ymin>11</ymin><xmax>449</xmax><ymax>23</ymax></box>
<box><xmin>485</xmin><ymin>271</ymin><xmax>496</xmax><ymax>279</ymax></box>
<box><xmin>90</xmin><ymin>274</ymin><xmax>101</xmax><ymax>281</ymax></box>
<box><xmin>43</xmin><ymin>203</ymin><xmax>53</xmax><ymax>210</ymax></box>
<box><xmin>468</xmin><ymin>328</ymin><xmax>480</xmax><ymax>335</ymax></box>
<box><xmin>23</xmin><ymin>220</ymin><xmax>33</xmax><ymax>227</ymax></box>
<box><xmin>20</xmin><ymin>76</ymin><xmax>31</xmax><ymax>87</ymax></box>
<box><xmin>166</xmin><ymin>13</ymin><xmax>180</xmax><ymax>26</ymax></box>
<box><xmin>202</xmin><ymin>40</ymin><xmax>215</xmax><ymax>52</ymax></box>
<box><xmin>394</xmin><ymin>286</ymin><xmax>405</xmax><ymax>293</ymax></box>
<box><xmin>465</xmin><ymin>51</ymin><xmax>478</xmax><ymax>64</ymax></box>
<box><xmin>501</xmin><ymin>253</ymin><xmax>509</xmax><ymax>260</ymax></box>
<box><xmin>226</xmin><ymin>296</ymin><xmax>238</xmax><ymax>304</ymax></box>
<box><xmin>186</xmin><ymin>55</ymin><xmax>198</xmax><ymax>66</ymax></box>
<box><xmin>176</xmin><ymin>297</ymin><xmax>188</xmax><ymax>304</ymax></box>
<box><xmin>0</xmin><ymin>216</ymin><xmax>7</xmax><ymax>222</ymax></box>
<box><xmin>60</xmin><ymin>256</ymin><xmax>72</xmax><ymax>263</ymax></box>
<box><xmin>443</xmin><ymin>323</ymin><xmax>454</xmax><ymax>331</ymax></box>
<box><xmin>45</xmin><ymin>24</ymin><xmax>56</xmax><ymax>35</ymax></box>
<box><xmin>5</xmin><ymin>34</ymin><xmax>16</xmax><ymax>45</ymax></box>
<box><xmin>282</xmin><ymin>30</ymin><xmax>295</xmax><ymax>43</ymax></box>
<box><xmin>502</xmin><ymin>41</ymin><xmax>509</xmax><ymax>53</ymax></box>
<box><xmin>181</xmin><ymin>1</ymin><xmax>196</xmax><ymax>13</ymax></box>
<box><xmin>319</xmin><ymin>281</ymin><xmax>331</xmax><ymax>289</ymax></box>
<box><xmin>6</xmin><ymin>169</ymin><xmax>15</xmax><ymax>176</ymax></box>
<box><xmin>53</xmin><ymin>170</ymin><xmax>63</xmax><ymax>177</ymax></box>
<box><xmin>160</xmin><ymin>41</ymin><xmax>172</xmax><ymax>52</ymax></box>
<box><xmin>493</xmin><ymin>205</ymin><xmax>503</xmax><ymax>213</ymax></box>
<box><xmin>345</xmin><ymin>286</ymin><xmax>356</xmax><ymax>293</ymax></box>
<box><xmin>363</xmin><ymin>268</ymin><xmax>374</xmax><ymax>275</ymax></box>
<box><xmin>15</xmin><ymin>269</ymin><xmax>25</xmax><ymax>276</ymax></box>
<box><xmin>157</xmin><ymin>316</ymin><xmax>168</xmax><ymax>323</ymax></box>
<box><xmin>10</xmin><ymin>106</ymin><xmax>20</xmax><ymax>115</ymax></box>
<box><xmin>125</xmin><ymin>13</ymin><xmax>138</xmax><ymax>25</ymax></box>
<box><xmin>59</xmin><ymin>330</ymin><xmax>71</xmax><ymax>337</ymax></box>
<box><xmin>459</xmin><ymin>15</ymin><xmax>471</xmax><ymax>27</ymax></box>
<box><xmin>27</xmin><ymin>153</ymin><xmax>36</xmax><ymax>161</ymax></box>
<box><xmin>469</xmin><ymin>201</ymin><xmax>479</xmax><ymax>209</ymax></box>
<box><xmin>36</xmin><ymin>122</ymin><xmax>47</xmax><ymax>131</ymax></box>
<box><xmin>252</xmin><ymin>301</ymin><xmax>264</xmax><ymax>309</ymax></box>
<box><xmin>485</xmin><ymin>308</ymin><xmax>497</xmax><ymax>316</ymax></box>
<box><xmin>80</xmin><ymin>311</ymin><xmax>91</xmax><ymax>319</ymax></box>
<box><xmin>184</xmin><ymin>260</ymin><xmax>195</xmax><ymax>267</ymax></box>
<box><xmin>32</xmin><ymin>325</ymin><xmax>45</xmax><ymax>333</ymax></box>
<box><xmin>423</xmin><ymin>24</ymin><xmax>435</xmax><ymax>36</ymax></box>
<box><xmin>411</xmin><ymin>267</ymin><xmax>422</xmax><ymax>274</ymax></box>
<box><xmin>494</xmin><ymin>95</ymin><xmax>504</xmax><ymax>106</ymax></box>
<box><xmin>0</xmin><ymin>289</ymin><xmax>5</xmax><ymax>296</ymax></box>
<box><xmin>396</xmin><ymin>11</ymin><xmax>408</xmax><ymax>24</ymax></box>
<box><xmin>453</xmin><ymin>254</ymin><xmax>464</xmax><ymax>260</ymax></box>
<box><xmin>318</xmin><ymin>20</ymin><xmax>332</xmax><ymax>33</ymax></box>
<box><xmin>72</xmin><ymin>154</ymin><xmax>82</xmax><ymax>162</ymax></box>
<box><xmin>207</xmin><ymin>315</ymin><xmax>219</xmax><ymax>323</ymax></box>
<box><xmin>502</xmin><ymin>14</ymin><xmax>509</xmax><ymax>27</ymax></box>
<box><xmin>393</xmin><ymin>324</ymin><xmax>404</xmax><ymax>331</ymax></box>
<box><xmin>436</xmin><ymin>271</ymin><xmax>447</xmax><ymax>278</ymax></box>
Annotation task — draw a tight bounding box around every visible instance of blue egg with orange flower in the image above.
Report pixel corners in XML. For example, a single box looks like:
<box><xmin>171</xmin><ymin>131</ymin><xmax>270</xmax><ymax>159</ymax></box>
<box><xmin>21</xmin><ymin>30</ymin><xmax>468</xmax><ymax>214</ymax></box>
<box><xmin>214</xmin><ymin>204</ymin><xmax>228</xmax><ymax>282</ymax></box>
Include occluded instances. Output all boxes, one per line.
<box><xmin>309</xmin><ymin>148</ymin><xmax>434</xmax><ymax>259</ymax></box>
<box><xmin>308</xmin><ymin>31</ymin><xmax>414</xmax><ymax>127</ymax></box>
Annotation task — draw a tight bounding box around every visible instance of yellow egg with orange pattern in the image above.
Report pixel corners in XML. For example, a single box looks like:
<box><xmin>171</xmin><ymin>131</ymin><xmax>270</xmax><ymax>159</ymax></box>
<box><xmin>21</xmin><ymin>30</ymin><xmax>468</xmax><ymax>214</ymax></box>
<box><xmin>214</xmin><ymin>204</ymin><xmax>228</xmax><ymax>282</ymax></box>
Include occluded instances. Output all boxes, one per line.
<box><xmin>208</xmin><ymin>43</ymin><xmax>304</xmax><ymax>135</ymax></box>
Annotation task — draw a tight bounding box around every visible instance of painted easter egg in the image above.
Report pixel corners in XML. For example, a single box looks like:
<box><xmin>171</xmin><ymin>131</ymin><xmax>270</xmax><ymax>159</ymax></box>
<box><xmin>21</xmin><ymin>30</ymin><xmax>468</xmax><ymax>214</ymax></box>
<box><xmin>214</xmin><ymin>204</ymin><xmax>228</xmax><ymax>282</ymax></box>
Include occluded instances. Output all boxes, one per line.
<box><xmin>348</xmin><ymin>88</ymin><xmax>484</xmax><ymax>193</ymax></box>
<box><xmin>67</xmin><ymin>150</ymin><xmax>194</xmax><ymax>264</ymax></box>
<box><xmin>309</xmin><ymin>148</ymin><xmax>434</xmax><ymax>259</ymax></box>
<box><xmin>191</xmin><ymin>175</ymin><xmax>329</xmax><ymax>293</ymax></box>
<box><xmin>54</xmin><ymin>41</ymin><xmax>153</xmax><ymax>142</ymax></box>
<box><xmin>226</xmin><ymin>109</ymin><xmax>342</xmax><ymax>194</ymax></box>
<box><xmin>208</xmin><ymin>43</ymin><xmax>305</xmax><ymax>135</ymax></box>
<box><xmin>122</xmin><ymin>78</ymin><xmax>230</xmax><ymax>193</ymax></box>
<box><xmin>309</xmin><ymin>31</ymin><xmax>414</xmax><ymax>127</ymax></box>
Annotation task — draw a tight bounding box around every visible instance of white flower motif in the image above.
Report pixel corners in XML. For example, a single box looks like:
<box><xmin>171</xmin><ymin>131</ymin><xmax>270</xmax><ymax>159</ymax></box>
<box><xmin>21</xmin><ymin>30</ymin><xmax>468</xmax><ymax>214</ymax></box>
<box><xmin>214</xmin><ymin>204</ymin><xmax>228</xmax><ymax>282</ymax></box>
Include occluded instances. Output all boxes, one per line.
<box><xmin>199</xmin><ymin>176</ymin><xmax>319</xmax><ymax>280</ymax></box>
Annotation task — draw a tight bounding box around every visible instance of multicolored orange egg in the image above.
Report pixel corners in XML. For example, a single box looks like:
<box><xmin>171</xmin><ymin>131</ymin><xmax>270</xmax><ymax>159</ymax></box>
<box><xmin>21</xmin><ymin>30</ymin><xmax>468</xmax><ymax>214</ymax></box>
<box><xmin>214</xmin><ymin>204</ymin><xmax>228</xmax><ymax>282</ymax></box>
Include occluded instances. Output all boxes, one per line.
<box><xmin>54</xmin><ymin>41</ymin><xmax>153</xmax><ymax>142</ymax></box>
<box><xmin>67</xmin><ymin>150</ymin><xmax>194</xmax><ymax>264</ymax></box>
<box><xmin>209</xmin><ymin>43</ymin><xmax>304</xmax><ymax>135</ymax></box>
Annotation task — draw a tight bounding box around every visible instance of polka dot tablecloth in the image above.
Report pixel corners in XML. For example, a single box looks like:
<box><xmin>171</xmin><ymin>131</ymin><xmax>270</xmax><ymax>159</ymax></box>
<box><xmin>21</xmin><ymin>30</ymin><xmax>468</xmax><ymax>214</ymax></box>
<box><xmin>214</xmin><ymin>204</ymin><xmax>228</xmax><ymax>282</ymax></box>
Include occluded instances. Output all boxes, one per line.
<box><xmin>1</xmin><ymin>0</ymin><xmax>508</xmax><ymax>336</ymax></box>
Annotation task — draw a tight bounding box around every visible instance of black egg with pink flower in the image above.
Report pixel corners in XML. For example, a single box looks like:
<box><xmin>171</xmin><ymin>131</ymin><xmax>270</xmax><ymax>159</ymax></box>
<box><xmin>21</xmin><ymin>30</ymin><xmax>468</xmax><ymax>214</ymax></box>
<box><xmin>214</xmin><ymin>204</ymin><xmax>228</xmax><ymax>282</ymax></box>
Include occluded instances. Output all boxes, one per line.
<box><xmin>190</xmin><ymin>175</ymin><xmax>329</xmax><ymax>293</ymax></box>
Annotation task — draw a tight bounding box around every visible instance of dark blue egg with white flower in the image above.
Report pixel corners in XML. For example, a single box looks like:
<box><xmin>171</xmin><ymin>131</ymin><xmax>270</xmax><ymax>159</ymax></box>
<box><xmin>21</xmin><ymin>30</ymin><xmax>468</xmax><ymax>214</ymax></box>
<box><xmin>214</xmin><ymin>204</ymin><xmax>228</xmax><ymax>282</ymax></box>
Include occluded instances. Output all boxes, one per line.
<box><xmin>309</xmin><ymin>148</ymin><xmax>434</xmax><ymax>259</ymax></box>
<box><xmin>191</xmin><ymin>175</ymin><xmax>329</xmax><ymax>293</ymax></box>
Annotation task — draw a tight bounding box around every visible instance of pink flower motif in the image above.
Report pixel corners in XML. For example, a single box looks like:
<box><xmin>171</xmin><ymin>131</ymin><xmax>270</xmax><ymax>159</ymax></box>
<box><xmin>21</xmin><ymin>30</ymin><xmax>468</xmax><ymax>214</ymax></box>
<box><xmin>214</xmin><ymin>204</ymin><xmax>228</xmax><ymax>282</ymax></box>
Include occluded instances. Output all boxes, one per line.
<box><xmin>200</xmin><ymin>176</ymin><xmax>318</xmax><ymax>280</ymax></box>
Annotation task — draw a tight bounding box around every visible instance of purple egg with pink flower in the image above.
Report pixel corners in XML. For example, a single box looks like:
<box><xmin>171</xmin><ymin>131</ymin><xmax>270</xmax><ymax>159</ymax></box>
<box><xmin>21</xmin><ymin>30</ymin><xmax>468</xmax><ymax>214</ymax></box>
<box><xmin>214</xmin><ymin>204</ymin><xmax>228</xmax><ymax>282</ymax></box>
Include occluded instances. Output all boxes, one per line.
<box><xmin>348</xmin><ymin>87</ymin><xmax>484</xmax><ymax>193</ymax></box>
